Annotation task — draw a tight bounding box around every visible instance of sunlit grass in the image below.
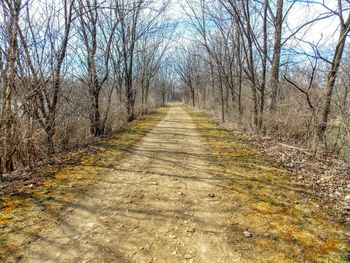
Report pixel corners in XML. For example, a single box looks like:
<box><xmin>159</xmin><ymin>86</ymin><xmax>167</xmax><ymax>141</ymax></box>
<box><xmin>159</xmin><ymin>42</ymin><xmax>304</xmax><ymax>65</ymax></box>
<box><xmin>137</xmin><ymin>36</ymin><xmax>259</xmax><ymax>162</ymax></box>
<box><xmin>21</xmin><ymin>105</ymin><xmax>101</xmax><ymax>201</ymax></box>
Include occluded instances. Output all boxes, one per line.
<box><xmin>185</xmin><ymin>106</ymin><xmax>350</xmax><ymax>263</ymax></box>
<box><xmin>0</xmin><ymin>107</ymin><xmax>169</xmax><ymax>262</ymax></box>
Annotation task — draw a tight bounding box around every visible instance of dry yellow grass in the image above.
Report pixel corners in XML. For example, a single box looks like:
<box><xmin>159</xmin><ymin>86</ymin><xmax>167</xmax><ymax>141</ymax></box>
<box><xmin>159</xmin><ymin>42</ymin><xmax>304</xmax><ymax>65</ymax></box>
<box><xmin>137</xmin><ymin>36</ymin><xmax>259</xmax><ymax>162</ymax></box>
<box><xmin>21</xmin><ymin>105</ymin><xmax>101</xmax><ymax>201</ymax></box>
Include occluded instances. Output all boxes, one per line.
<box><xmin>186</xmin><ymin>107</ymin><xmax>349</xmax><ymax>262</ymax></box>
<box><xmin>0</xmin><ymin>107</ymin><xmax>169</xmax><ymax>262</ymax></box>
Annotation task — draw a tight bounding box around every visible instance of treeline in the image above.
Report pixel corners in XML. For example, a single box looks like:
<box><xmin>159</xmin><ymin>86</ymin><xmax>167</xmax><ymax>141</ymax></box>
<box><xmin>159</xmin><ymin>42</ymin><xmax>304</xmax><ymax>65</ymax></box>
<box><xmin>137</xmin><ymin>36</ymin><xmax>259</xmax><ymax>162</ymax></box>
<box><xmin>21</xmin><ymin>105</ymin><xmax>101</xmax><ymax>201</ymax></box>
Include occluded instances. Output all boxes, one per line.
<box><xmin>0</xmin><ymin>0</ymin><xmax>174</xmax><ymax>174</ymax></box>
<box><xmin>178</xmin><ymin>0</ymin><xmax>350</xmax><ymax>158</ymax></box>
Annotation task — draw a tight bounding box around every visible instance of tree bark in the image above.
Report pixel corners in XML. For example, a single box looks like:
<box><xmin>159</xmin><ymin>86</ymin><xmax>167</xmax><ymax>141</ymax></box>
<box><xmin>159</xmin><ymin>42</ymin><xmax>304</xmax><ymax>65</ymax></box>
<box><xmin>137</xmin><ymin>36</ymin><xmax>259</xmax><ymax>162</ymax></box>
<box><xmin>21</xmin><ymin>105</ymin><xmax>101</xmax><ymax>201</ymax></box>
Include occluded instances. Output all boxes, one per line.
<box><xmin>90</xmin><ymin>91</ymin><xmax>102</xmax><ymax>136</ymax></box>
<box><xmin>1</xmin><ymin>0</ymin><xmax>21</xmax><ymax>173</ymax></box>
<box><xmin>269</xmin><ymin>0</ymin><xmax>283</xmax><ymax>111</ymax></box>
<box><xmin>317</xmin><ymin>12</ymin><xmax>350</xmax><ymax>144</ymax></box>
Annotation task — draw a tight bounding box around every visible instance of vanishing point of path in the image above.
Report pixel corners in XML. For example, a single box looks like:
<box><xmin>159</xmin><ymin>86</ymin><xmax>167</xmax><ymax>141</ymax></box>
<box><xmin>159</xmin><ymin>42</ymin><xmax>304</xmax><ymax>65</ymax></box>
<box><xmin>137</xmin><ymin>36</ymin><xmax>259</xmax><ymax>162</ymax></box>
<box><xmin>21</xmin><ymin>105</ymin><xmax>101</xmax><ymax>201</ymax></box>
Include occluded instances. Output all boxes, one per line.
<box><xmin>2</xmin><ymin>106</ymin><xmax>349</xmax><ymax>262</ymax></box>
<box><xmin>19</xmin><ymin>106</ymin><xmax>237</xmax><ymax>262</ymax></box>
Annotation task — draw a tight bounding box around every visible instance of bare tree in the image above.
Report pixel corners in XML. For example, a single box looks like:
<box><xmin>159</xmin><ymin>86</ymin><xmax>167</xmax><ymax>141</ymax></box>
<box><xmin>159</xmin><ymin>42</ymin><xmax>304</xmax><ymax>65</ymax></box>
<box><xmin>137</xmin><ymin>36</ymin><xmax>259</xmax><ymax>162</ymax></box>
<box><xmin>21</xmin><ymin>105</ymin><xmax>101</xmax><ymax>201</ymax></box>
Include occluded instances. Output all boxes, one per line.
<box><xmin>18</xmin><ymin>0</ymin><xmax>76</xmax><ymax>154</ymax></box>
<box><xmin>176</xmin><ymin>49</ymin><xmax>197</xmax><ymax>108</ymax></box>
<box><xmin>317</xmin><ymin>1</ymin><xmax>350</xmax><ymax>145</ymax></box>
<box><xmin>115</xmin><ymin>0</ymin><xmax>169</xmax><ymax>121</ymax></box>
<box><xmin>75</xmin><ymin>0</ymin><xmax>117</xmax><ymax>136</ymax></box>
<box><xmin>0</xmin><ymin>0</ymin><xmax>22</xmax><ymax>173</ymax></box>
<box><xmin>269</xmin><ymin>0</ymin><xmax>284</xmax><ymax>111</ymax></box>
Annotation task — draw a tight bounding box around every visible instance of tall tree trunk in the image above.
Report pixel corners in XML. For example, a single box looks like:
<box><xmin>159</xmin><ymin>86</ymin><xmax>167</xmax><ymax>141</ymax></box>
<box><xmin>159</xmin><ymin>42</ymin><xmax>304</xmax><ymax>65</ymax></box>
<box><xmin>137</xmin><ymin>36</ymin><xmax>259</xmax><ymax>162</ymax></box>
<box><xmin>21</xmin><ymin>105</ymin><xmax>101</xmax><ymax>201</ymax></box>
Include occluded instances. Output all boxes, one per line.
<box><xmin>45</xmin><ymin>0</ymin><xmax>74</xmax><ymax>154</ymax></box>
<box><xmin>1</xmin><ymin>0</ymin><xmax>21</xmax><ymax>173</ymax></box>
<box><xmin>259</xmin><ymin>0</ymin><xmax>268</xmax><ymax>131</ymax></box>
<box><xmin>141</xmin><ymin>83</ymin><xmax>145</xmax><ymax>113</ymax></box>
<box><xmin>317</xmin><ymin>17</ymin><xmax>350</xmax><ymax>144</ymax></box>
<box><xmin>269</xmin><ymin>0</ymin><xmax>283</xmax><ymax>111</ymax></box>
<box><xmin>145</xmin><ymin>84</ymin><xmax>150</xmax><ymax>112</ymax></box>
<box><xmin>45</xmin><ymin>124</ymin><xmax>55</xmax><ymax>155</ymax></box>
<box><xmin>126</xmin><ymin>77</ymin><xmax>135</xmax><ymax>122</ymax></box>
<box><xmin>218</xmin><ymin>70</ymin><xmax>225</xmax><ymax>123</ymax></box>
<box><xmin>191</xmin><ymin>87</ymin><xmax>195</xmax><ymax>108</ymax></box>
<box><xmin>90</xmin><ymin>91</ymin><xmax>102</xmax><ymax>136</ymax></box>
<box><xmin>236</xmin><ymin>32</ymin><xmax>243</xmax><ymax>119</ymax></box>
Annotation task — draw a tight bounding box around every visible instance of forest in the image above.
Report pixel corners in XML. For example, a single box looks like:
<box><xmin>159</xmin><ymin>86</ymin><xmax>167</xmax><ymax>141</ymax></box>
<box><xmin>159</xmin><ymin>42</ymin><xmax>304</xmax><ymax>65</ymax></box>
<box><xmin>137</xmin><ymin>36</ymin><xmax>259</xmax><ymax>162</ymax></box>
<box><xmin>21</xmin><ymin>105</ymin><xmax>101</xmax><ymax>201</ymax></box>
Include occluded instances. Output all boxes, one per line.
<box><xmin>1</xmin><ymin>0</ymin><xmax>350</xmax><ymax>262</ymax></box>
<box><xmin>0</xmin><ymin>0</ymin><xmax>176</xmax><ymax>174</ymax></box>
<box><xmin>0</xmin><ymin>0</ymin><xmax>350</xmax><ymax>177</ymax></box>
<box><xmin>1</xmin><ymin>0</ymin><xmax>350</xmax><ymax>176</ymax></box>
<box><xmin>178</xmin><ymin>0</ymin><xmax>350</xmax><ymax>157</ymax></box>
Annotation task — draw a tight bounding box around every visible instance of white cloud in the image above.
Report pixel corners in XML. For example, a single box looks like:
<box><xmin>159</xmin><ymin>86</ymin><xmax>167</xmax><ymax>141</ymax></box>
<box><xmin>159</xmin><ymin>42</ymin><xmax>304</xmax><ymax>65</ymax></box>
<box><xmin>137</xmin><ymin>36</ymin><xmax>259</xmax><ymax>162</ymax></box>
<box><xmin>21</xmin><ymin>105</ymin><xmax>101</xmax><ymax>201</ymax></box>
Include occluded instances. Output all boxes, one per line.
<box><xmin>286</xmin><ymin>1</ymin><xmax>340</xmax><ymax>46</ymax></box>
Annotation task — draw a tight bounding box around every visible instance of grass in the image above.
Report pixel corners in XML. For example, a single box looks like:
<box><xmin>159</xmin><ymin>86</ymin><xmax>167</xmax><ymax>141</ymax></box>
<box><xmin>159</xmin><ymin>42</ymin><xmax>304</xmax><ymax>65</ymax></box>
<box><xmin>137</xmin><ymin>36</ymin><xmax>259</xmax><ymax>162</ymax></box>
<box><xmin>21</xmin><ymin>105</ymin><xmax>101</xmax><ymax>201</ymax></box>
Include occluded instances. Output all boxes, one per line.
<box><xmin>1</xmin><ymin>105</ymin><xmax>348</xmax><ymax>262</ymax></box>
<box><xmin>0</xmin><ymin>107</ymin><xmax>169</xmax><ymax>262</ymax></box>
<box><xmin>185</xmin><ymin>107</ymin><xmax>350</xmax><ymax>263</ymax></box>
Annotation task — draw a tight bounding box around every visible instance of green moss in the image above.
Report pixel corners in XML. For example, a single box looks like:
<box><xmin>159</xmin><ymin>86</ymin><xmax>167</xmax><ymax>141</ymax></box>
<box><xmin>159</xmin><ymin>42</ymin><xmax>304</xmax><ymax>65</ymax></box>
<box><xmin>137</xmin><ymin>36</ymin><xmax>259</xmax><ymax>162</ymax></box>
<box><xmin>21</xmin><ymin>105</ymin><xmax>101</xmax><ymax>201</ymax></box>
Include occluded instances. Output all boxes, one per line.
<box><xmin>185</xmin><ymin>106</ymin><xmax>350</xmax><ymax>263</ymax></box>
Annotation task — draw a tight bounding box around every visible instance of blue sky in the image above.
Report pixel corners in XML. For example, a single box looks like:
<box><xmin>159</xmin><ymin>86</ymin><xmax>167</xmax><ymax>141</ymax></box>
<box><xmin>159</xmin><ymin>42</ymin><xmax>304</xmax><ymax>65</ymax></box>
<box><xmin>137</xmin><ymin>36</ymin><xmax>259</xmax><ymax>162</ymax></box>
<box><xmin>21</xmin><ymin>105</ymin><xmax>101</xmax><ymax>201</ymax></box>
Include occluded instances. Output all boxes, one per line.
<box><xmin>165</xmin><ymin>0</ymin><xmax>343</xmax><ymax>48</ymax></box>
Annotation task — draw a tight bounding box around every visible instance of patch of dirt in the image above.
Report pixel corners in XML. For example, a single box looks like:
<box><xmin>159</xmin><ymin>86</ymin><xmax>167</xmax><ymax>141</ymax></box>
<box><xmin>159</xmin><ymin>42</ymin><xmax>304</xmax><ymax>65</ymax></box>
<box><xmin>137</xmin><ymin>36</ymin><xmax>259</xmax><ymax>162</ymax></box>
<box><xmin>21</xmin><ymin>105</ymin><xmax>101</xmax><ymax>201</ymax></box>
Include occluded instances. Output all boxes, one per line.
<box><xmin>1</xmin><ymin>106</ymin><xmax>349</xmax><ymax>262</ymax></box>
<box><xmin>0</xmin><ymin>109</ymin><xmax>168</xmax><ymax>262</ymax></box>
<box><xmin>3</xmin><ymin>107</ymin><xmax>241</xmax><ymax>262</ymax></box>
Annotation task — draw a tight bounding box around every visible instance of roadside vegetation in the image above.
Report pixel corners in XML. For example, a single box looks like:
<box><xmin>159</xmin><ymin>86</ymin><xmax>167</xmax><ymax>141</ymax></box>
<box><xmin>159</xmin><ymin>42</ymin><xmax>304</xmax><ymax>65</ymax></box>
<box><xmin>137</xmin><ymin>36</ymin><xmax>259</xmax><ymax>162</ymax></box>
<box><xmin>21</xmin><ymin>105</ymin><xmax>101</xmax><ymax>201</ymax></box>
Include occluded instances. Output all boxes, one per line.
<box><xmin>186</xmin><ymin>107</ymin><xmax>350</xmax><ymax>262</ymax></box>
<box><xmin>0</xmin><ymin>107</ymin><xmax>168</xmax><ymax>262</ymax></box>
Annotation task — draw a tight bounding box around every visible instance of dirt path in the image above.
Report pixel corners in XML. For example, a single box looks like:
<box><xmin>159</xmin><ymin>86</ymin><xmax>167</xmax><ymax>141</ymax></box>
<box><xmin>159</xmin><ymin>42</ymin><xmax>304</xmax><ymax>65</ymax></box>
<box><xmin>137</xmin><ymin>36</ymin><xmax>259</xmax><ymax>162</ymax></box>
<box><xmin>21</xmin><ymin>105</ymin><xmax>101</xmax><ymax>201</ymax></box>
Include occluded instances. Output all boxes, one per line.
<box><xmin>19</xmin><ymin>106</ymin><xmax>239</xmax><ymax>262</ymax></box>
